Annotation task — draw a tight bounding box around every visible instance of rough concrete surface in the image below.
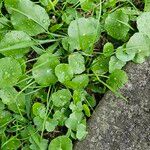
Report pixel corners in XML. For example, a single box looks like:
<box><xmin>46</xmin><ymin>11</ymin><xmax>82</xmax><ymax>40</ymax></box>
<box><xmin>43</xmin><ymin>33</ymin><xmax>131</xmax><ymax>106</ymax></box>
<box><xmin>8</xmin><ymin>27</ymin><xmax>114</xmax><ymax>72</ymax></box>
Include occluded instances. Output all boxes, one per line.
<box><xmin>74</xmin><ymin>58</ymin><xmax>150</xmax><ymax>150</ymax></box>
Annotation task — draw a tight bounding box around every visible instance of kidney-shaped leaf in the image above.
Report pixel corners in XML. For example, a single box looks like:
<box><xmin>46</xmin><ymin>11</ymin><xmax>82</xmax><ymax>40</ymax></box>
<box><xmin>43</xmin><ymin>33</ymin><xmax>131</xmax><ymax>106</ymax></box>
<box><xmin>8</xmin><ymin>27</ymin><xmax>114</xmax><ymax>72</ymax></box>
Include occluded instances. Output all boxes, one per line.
<box><xmin>5</xmin><ymin>0</ymin><xmax>50</xmax><ymax>36</ymax></box>
<box><xmin>65</xmin><ymin>74</ymin><xmax>89</xmax><ymax>90</ymax></box>
<box><xmin>68</xmin><ymin>52</ymin><xmax>85</xmax><ymax>74</ymax></box>
<box><xmin>51</xmin><ymin>89</ymin><xmax>72</xmax><ymax>107</ymax></box>
<box><xmin>55</xmin><ymin>64</ymin><xmax>73</xmax><ymax>83</ymax></box>
<box><xmin>32</xmin><ymin>53</ymin><xmax>60</xmax><ymax>86</ymax></box>
<box><xmin>106</xmin><ymin>69</ymin><xmax>128</xmax><ymax>91</ymax></box>
<box><xmin>105</xmin><ymin>9</ymin><xmax>129</xmax><ymax>40</ymax></box>
<box><xmin>91</xmin><ymin>54</ymin><xmax>110</xmax><ymax>75</ymax></box>
<box><xmin>68</xmin><ymin>17</ymin><xmax>100</xmax><ymax>53</ymax></box>
<box><xmin>0</xmin><ymin>57</ymin><xmax>22</xmax><ymax>88</ymax></box>
<box><xmin>126</xmin><ymin>33</ymin><xmax>150</xmax><ymax>63</ymax></box>
<box><xmin>109</xmin><ymin>56</ymin><xmax>126</xmax><ymax>73</ymax></box>
<box><xmin>48</xmin><ymin>136</ymin><xmax>72</xmax><ymax>150</ymax></box>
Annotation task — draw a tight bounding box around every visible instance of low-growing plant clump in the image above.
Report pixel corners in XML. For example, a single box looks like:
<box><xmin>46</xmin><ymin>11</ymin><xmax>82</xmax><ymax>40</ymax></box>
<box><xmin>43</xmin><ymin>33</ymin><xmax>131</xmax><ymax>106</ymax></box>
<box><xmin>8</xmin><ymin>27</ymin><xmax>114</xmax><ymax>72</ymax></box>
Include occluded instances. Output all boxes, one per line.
<box><xmin>0</xmin><ymin>0</ymin><xmax>150</xmax><ymax>149</ymax></box>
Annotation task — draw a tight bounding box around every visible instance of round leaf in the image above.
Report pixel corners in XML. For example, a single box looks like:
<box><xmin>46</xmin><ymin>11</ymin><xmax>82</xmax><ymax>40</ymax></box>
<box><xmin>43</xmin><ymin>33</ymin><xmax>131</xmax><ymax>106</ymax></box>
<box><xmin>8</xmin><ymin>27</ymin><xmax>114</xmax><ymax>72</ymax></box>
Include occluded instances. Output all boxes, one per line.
<box><xmin>106</xmin><ymin>69</ymin><xmax>128</xmax><ymax>91</ymax></box>
<box><xmin>105</xmin><ymin>9</ymin><xmax>129</xmax><ymax>40</ymax></box>
<box><xmin>126</xmin><ymin>33</ymin><xmax>150</xmax><ymax>63</ymax></box>
<box><xmin>55</xmin><ymin>64</ymin><xmax>73</xmax><ymax>83</ymax></box>
<box><xmin>45</xmin><ymin>119</ymin><xmax>58</xmax><ymax>132</ymax></box>
<box><xmin>91</xmin><ymin>55</ymin><xmax>110</xmax><ymax>75</ymax></box>
<box><xmin>116</xmin><ymin>46</ymin><xmax>135</xmax><ymax>62</ymax></box>
<box><xmin>0</xmin><ymin>57</ymin><xmax>22</xmax><ymax>88</ymax></box>
<box><xmin>48</xmin><ymin>136</ymin><xmax>73</xmax><ymax>150</ymax></box>
<box><xmin>76</xmin><ymin>123</ymin><xmax>88</xmax><ymax>140</ymax></box>
<box><xmin>68</xmin><ymin>17</ymin><xmax>100</xmax><ymax>53</ymax></box>
<box><xmin>68</xmin><ymin>52</ymin><xmax>85</xmax><ymax>74</ymax></box>
<box><xmin>51</xmin><ymin>89</ymin><xmax>72</xmax><ymax>107</ymax></box>
<box><xmin>109</xmin><ymin>56</ymin><xmax>126</xmax><ymax>73</ymax></box>
<box><xmin>32</xmin><ymin>102</ymin><xmax>46</xmax><ymax>118</ymax></box>
<box><xmin>65</xmin><ymin>74</ymin><xmax>89</xmax><ymax>90</ymax></box>
<box><xmin>65</xmin><ymin>112</ymin><xmax>83</xmax><ymax>131</ymax></box>
<box><xmin>32</xmin><ymin>53</ymin><xmax>60</xmax><ymax>86</ymax></box>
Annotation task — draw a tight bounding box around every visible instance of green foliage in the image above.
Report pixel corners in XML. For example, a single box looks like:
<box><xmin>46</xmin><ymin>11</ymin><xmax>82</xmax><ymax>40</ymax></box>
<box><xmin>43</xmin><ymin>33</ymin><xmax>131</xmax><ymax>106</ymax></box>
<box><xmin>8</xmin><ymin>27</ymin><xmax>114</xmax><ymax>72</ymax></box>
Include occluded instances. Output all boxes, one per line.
<box><xmin>105</xmin><ymin>9</ymin><xmax>129</xmax><ymax>40</ymax></box>
<box><xmin>68</xmin><ymin>52</ymin><xmax>85</xmax><ymax>74</ymax></box>
<box><xmin>0</xmin><ymin>0</ymin><xmax>149</xmax><ymax>149</ymax></box>
<box><xmin>68</xmin><ymin>17</ymin><xmax>100</xmax><ymax>53</ymax></box>
<box><xmin>0</xmin><ymin>87</ymin><xmax>25</xmax><ymax>113</ymax></box>
<box><xmin>55</xmin><ymin>64</ymin><xmax>73</xmax><ymax>83</ymax></box>
<box><xmin>126</xmin><ymin>33</ymin><xmax>150</xmax><ymax>63</ymax></box>
<box><xmin>32</xmin><ymin>53</ymin><xmax>60</xmax><ymax>86</ymax></box>
<box><xmin>106</xmin><ymin>69</ymin><xmax>128</xmax><ymax>91</ymax></box>
<box><xmin>91</xmin><ymin>55</ymin><xmax>110</xmax><ymax>75</ymax></box>
<box><xmin>103</xmin><ymin>42</ymin><xmax>114</xmax><ymax>57</ymax></box>
<box><xmin>0</xmin><ymin>31</ymin><xmax>31</xmax><ymax>57</ymax></box>
<box><xmin>51</xmin><ymin>89</ymin><xmax>72</xmax><ymax>107</ymax></box>
<box><xmin>5</xmin><ymin>0</ymin><xmax>50</xmax><ymax>36</ymax></box>
<box><xmin>0</xmin><ymin>57</ymin><xmax>22</xmax><ymax>88</ymax></box>
<box><xmin>49</xmin><ymin>136</ymin><xmax>72</xmax><ymax>150</ymax></box>
<box><xmin>109</xmin><ymin>56</ymin><xmax>126</xmax><ymax>73</ymax></box>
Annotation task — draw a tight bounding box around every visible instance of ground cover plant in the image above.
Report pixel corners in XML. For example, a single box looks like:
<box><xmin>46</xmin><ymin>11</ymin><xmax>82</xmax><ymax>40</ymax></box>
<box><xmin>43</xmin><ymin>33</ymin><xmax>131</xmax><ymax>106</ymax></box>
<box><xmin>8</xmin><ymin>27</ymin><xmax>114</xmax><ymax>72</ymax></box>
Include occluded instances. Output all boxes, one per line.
<box><xmin>0</xmin><ymin>0</ymin><xmax>150</xmax><ymax>149</ymax></box>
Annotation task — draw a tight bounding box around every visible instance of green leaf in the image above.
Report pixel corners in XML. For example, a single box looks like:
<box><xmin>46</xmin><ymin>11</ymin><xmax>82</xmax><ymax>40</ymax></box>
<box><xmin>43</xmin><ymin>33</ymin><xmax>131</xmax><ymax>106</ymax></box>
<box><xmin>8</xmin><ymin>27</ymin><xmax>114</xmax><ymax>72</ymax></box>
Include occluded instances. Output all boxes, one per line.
<box><xmin>32</xmin><ymin>102</ymin><xmax>46</xmax><ymax>118</ymax></box>
<box><xmin>73</xmin><ymin>89</ymin><xmax>86</xmax><ymax>104</ymax></box>
<box><xmin>55</xmin><ymin>64</ymin><xmax>73</xmax><ymax>83</ymax></box>
<box><xmin>45</xmin><ymin>118</ymin><xmax>58</xmax><ymax>132</ymax></box>
<box><xmin>76</xmin><ymin>123</ymin><xmax>88</xmax><ymax>140</ymax></box>
<box><xmin>83</xmin><ymin>104</ymin><xmax>91</xmax><ymax>117</ymax></box>
<box><xmin>65</xmin><ymin>74</ymin><xmax>89</xmax><ymax>90</ymax></box>
<box><xmin>68</xmin><ymin>52</ymin><xmax>85</xmax><ymax>74</ymax></box>
<box><xmin>109</xmin><ymin>56</ymin><xmax>126</xmax><ymax>73</ymax></box>
<box><xmin>53</xmin><ymin>109</ymin><xmax>67</xmax><ymax>126</ymax></box>
<box><xmin>28</xmin><ymin>126</ymin><xmax>48</xmax><ymax>150</ymax></box>
<box><xmin>69</xmin><ymin>102</ymin><xmax>83</xmax><ymax>112</ymax></box>
<box><xmin>62</xmin><ymin>8</ymin><xmax>77</xmax><ymax>24</ymax></box>
<box><xmin>32</xmin><ymin>53</ymin><xmax>60</xmax><ymax>86</ymax></box>
<box><xmin>67</xmin><ymin>0</ymin><xmax>78</xmax><ymax>4</ymax></box>
<box><xmin>0</xmin><ymin>100</ymin><xmax>5</xmax><ymax>112</ymax></box>
<box><xmin>126</xmin><ymin>33</ymin><xmax>150</xmax><ymax>63</ymax></box>
<box><xmin>1</xmin><ymin>137</ymin><xmax>21</xmax><ymax>150</ymax></box>
<box><xmin>0</xmin><ymin>17</ymin><xmax>10</xmax><ymax>41</ymax></box>
<box><xmin>51</xmin><ymin>89</ymin><xmax>72</xmax><ymax>107</ymax></box>
<box><xmin>137</xmin><ymin>12</ymin><xmax>150</xmax><ymax>38</ymax></box>
<box><xmin>80</xmin><ymin>0</ymin><xmax>96</xmax><ymax>11</ymax></box>
<box><xmin>5</xmin><ymin>0</ymin><xmax>50</xmax><ymax>36</ymax></box>
<box><xmin>65</xmin><ymin>112</ymin><xmax>83</xmax><ymax>131</ymax></box>
<box><xmin>0</xmin><ymin>111</ymin><xmax>12</xmax><ymax>126</ymax></box>
<box><xmin>106</xmin><ymin>69</ymin><xmax>128</xmax><ymax>91</ymax></box>
<box><xmin>0</xmin><ymin>57</ymin><xmax>22</xmax><ymax>88</ymax></box>
<box><xmin>103</xmin><ymin>42</ymin><xmax>114</xmax><ymax>57</ymax></box>
<box><xmin>91</xmin><ymin>55</ymin><xmax>110</xmax><ymax>75</ymax></box>
<box><xmin>0</xmin><ymin>31</ymin><xmax>31</xmax><ymax>57</ymax></box>
<box><xmin>0</xmin><ymin>87</ymin><xmax>25</xmax><ymax>113</ymax></box>
<box><xmin>68</xmin><ymin>17</ymin><xmax>100</xmax><ymax>53</ymax></box>
<box><xmin>144</xmin><ymin>0</ymin><xmax>150</xmax><ymax>11</ymax></box>
<box><xmin>33</xmin><ymin>116</ymin><xmax>43</xmax><ymax>131</ymax></box>
<box><xmin>105</xmin><ymin>9</ymin><xmax>129</xmax><ymax>40</ymax></box>
<box><xmin>48</xmin><ymin>136</ymin><xmax>73</xmax><ymax>150</ymax></box>
<box><xmin>116</xmin><ymin>46</ymin><xmax>135</xmax><ymax>62</ymax></box>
